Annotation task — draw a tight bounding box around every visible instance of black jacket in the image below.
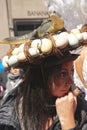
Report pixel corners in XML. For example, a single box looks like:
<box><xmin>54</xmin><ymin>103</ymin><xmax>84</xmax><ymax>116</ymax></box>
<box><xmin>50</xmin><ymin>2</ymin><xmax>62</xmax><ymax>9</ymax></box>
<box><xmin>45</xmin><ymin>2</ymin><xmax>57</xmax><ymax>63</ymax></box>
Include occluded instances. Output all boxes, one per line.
<box><xmin>0</xmin><ymin>80</ymin><xmax>22</xmax><ymax>130</ymax></box>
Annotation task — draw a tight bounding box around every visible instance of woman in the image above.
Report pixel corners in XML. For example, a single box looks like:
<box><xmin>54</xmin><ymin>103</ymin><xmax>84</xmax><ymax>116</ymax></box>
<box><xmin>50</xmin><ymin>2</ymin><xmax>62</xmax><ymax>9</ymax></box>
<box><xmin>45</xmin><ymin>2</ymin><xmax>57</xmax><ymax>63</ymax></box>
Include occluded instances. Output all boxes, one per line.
<box><xmin>1</xmin><ymin>9</ymin><xmax>87</xmax><ymax>130</ymax></box>
<box><xmin>0</xmin><ymin>66</ymin><xmax>24</xmax><ymax>130</ymax></box>
<box><xmin>6</xmin><ymin>66</ymin><xmax>24</xmax><ymax>92</ymax></box>
<box><xmin>15</xmin><ymin>52</ymin><xmax>87</xmax><ymax>130</ymax></box>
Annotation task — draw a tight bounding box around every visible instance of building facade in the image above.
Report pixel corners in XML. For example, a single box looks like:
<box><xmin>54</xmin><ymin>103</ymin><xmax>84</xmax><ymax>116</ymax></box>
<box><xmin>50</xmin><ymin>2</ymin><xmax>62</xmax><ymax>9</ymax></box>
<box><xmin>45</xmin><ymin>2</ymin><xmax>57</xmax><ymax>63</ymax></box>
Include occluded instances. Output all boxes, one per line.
<box><xmin>0</xmin><ymin>0</ymin><xmax>48</xmax><ymax>58</ymax></box>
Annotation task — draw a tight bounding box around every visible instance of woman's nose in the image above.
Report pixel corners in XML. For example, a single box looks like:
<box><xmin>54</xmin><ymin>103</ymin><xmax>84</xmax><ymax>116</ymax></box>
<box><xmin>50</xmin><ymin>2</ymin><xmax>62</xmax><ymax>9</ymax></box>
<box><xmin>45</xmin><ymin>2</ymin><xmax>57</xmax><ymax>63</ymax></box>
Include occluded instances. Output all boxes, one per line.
<box><xmin>66</xmin><ymin>75</ymin><xmax>74</xmax><ymax>84</ymax></box>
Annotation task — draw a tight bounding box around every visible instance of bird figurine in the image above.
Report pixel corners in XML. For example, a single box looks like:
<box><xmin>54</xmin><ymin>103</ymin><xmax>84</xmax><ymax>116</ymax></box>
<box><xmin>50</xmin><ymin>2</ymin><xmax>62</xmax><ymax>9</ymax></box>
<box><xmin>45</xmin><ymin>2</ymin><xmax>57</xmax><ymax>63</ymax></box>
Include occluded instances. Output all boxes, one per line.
<box><xmin>36</xmin><ymin>12</ymin><xmax>65</xmax><ymax>37</ymax></box>
<box><xmin>0</xmin><ymin>13</ymin><xmax>64</xmax><ymax>45</ymax></box>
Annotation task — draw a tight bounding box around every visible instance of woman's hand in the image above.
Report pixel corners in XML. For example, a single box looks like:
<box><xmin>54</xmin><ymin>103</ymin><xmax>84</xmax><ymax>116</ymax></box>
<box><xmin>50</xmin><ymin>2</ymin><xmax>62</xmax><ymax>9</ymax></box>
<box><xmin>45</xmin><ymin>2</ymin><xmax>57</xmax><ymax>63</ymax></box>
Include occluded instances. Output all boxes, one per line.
<box><xmin>55</xmin><ymin>92</ymin><xmax>77</xmax><ymax>130</ymax></box>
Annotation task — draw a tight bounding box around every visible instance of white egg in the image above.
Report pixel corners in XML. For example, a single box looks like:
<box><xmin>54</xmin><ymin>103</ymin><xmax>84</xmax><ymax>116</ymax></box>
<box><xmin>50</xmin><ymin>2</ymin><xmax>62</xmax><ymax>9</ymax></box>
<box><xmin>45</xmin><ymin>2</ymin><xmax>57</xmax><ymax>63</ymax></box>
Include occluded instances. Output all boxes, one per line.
<box><xmin>55</xmin><ymin>32</ymin><xmax>69</xmax><ymax>49</ymax></box>
<box><xmin>31</xmin><ymin>39</ymin><xmax>41</xmax><ymax>48</ymax></box>
<box><xmin>29</xmin><ymin>48</ymin><xmax>40</xmax><ymax>57</ymax></box>
<box><xmin>18</xmin><ymin>43</ymin><xmax>25</xmax><ymax>53</ymax></box>
<box><xmin>82</xmin><ymin>32</ymin><xmax>87</xmax><ymax>41</ymax></box>
<box><xmin>68</xmin><ymin>34</ymin><xmax>79</xmax><ymax>47</ymax></box>
<box><xmin>2</xmin><ymin>56</ymin><xmax>9</xmax><ymax>68</ymax></box>
<box><xmin>17</xmin><ymin>52</ymin><xmax>26</xmax><ymax>61</ymax></box>
<box><xmin>52</xmin><ymin>35</ymin><xmax>58</xmax><ymax>41</ymax></box>
<box><xmin>75</xmin><ymin>33</ymin><xmax>83</xmax><ymax>42</ymax></box>
<box><xmin>12</xmin><ymin>48</ymin><xmax>19</xmax><ymax>55</ymax></box>
<box><xmin>8</xmin><ymin>55</ymin><xmax>18</xmax><ymax>66</ymax></box>
<box><xmin>71</xmin><ymin>28</ymin><xmax>80</xmax><ymax>34</ymax></box>
<box><xmin>41</xmin><ymin>38</ymin><xmax>52</xmax><ymax>54</ymax></box>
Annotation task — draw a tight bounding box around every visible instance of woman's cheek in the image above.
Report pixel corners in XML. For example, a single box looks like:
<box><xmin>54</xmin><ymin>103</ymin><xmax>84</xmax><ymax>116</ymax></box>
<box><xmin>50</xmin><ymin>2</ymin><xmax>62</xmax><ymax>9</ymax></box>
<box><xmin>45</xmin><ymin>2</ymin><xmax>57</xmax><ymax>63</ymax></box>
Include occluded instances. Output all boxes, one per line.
<box><xmin>49</xmin><ymin>82</ymin><xmax>61</xmax><ymax>97</ymax></box>
<box><xmin>49</xmin><ymin>83</ymin><xmax>70</xmax><ymax>97</ymax></box>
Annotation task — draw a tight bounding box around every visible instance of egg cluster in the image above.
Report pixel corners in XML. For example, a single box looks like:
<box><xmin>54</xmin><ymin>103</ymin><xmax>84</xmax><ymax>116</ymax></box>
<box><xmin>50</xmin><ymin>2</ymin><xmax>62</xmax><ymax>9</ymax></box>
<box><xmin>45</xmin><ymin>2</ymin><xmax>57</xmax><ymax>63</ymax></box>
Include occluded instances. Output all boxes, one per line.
<box><xmin>2</xmin><ymin>28</ymin><xmax>87</xmax><ymax>68</ymax></box>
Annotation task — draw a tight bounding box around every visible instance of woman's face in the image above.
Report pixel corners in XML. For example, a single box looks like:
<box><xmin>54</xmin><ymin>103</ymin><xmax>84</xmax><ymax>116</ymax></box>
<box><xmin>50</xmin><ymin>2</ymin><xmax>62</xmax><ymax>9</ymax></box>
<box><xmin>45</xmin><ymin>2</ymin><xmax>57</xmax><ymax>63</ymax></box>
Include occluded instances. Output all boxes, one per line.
<box><xmin>10</xmin><ymin>67</ymin><xmax>20</xmax><ymax>75</ymax></box>
<box><xmin>48</xmin><ymin>61</ymin><xmax>74</xmax><ymax>97</ymax></box>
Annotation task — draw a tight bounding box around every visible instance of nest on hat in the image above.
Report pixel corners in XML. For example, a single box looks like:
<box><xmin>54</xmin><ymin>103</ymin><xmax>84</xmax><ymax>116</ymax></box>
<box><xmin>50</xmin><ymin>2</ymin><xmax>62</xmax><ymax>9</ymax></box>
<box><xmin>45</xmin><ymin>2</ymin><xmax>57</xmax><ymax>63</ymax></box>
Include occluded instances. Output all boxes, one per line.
<box><xmin>2</xmin><ymin>29</ymin><xmax>87</xmax><ymax>69</ymax></box>
<box><xmin>1</xmin><ymin>13</ymin><xmax>87</xmax><ymax>69</ymax></box>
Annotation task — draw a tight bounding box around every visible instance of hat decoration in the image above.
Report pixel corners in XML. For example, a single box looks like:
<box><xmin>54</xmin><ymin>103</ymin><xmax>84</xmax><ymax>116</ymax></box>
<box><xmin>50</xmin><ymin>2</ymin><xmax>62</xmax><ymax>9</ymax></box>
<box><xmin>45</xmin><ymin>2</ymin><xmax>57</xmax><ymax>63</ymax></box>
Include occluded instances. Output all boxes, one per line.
<box><xmin>1</xmin><ymin>14</ymin><xmax>87</xmax><ymax>69</ymax></box>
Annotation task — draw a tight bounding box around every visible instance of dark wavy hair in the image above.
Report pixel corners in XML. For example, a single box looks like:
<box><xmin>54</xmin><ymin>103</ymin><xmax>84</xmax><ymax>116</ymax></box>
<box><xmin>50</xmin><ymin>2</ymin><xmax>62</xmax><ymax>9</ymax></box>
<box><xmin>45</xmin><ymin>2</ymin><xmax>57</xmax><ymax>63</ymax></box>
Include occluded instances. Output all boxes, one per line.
<box><xmin>16</xmin><ymin>62</ymin><xmax>61</xmax><ymax>130</ymax></box>
<box><xmin>16</xmin><ymin>53</ymin><xmax>77</xmax><ymax>130</ymax></box>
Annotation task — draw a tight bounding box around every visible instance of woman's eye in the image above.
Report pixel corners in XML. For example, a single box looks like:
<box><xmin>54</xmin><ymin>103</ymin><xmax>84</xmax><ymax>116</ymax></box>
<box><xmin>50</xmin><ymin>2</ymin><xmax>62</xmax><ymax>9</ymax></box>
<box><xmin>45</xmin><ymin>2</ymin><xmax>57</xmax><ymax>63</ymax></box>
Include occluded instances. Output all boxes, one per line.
<box><xmin>61</xmin><ymin>72</ymin><xmax>67</xmax><ymax>78</ymax></box>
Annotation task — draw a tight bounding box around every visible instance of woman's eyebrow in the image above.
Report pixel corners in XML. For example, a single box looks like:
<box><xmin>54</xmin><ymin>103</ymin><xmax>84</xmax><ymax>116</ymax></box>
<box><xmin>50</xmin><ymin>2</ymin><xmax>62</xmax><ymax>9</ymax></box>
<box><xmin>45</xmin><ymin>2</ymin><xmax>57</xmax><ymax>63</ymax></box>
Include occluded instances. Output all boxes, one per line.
<box><xmin>61</xmin><ymin>68</ymin><xmax>67</xmax><ymax>71</ymax></box>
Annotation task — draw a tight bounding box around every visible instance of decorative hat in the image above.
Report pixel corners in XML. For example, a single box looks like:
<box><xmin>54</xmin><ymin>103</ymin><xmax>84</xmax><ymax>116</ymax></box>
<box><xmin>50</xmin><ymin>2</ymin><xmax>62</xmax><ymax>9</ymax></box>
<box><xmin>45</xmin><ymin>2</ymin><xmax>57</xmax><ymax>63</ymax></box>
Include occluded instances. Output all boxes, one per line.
<box><xmin>0</xmin><ymin>13</ymin><xmax>87</xmax><ymax>69</ymax></box>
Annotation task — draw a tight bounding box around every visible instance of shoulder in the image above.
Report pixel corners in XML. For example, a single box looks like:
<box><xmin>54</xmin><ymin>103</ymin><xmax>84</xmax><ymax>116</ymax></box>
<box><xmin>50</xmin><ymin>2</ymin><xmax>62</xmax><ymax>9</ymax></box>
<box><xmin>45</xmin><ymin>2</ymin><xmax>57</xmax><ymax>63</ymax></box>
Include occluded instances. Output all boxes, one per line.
<box><xmin>77</xmin><ymin>96</ymin><xmax>87</xmax><ymax>110</ymax></box>
<box><xmin>75</xmin><ymin>96</ymin><xmax>87</xmax><ymax>127</ymax></box>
